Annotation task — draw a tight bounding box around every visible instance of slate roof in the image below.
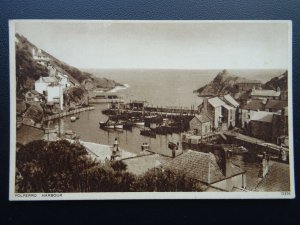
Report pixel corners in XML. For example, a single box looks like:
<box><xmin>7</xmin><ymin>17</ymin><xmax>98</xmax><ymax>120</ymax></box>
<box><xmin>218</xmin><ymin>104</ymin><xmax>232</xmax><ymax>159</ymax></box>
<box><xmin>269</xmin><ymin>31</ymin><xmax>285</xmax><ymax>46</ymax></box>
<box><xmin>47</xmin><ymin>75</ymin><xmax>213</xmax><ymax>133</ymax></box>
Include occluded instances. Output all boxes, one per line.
<box><xmin>223</xmin><ymin>94</ymin><xmax>240</xmax><ymax>107</ymax></box>
<box><xmin>255</xmin><ymin>162</ymin><xmax>290</xmax><ymax>192</ymax></box>
<box><xmin>163</xmin><ymin>150</ymin><xmax>245</xmax><ymax>184</ymax></box>
<box><xmin>251</xmin><ymin>111</ymin><xmax>275</xmax><ymax>123</ymax></box>
<box><xmin>241</xmin><ymin>99</ymin><xmax>265</xmax><ymax>111</ymax></box>
<box><xmin>265</xmin><ymin>100</ymin><xmax>288</xmax><ymax>111</ymax></box>
<box><xmin>194</xmin><ymin>113</ymin><xmax>212</xmax><ymax>123</ymax></box>
<box><xmin>251</xmin><ymin>89</ymin><xmax>280</xmax><ymax>97</ymax></box>
<box><xmin>208</xmin><ymin>97</ymin><xmax>227</xmax><ymax>108</ymax></box>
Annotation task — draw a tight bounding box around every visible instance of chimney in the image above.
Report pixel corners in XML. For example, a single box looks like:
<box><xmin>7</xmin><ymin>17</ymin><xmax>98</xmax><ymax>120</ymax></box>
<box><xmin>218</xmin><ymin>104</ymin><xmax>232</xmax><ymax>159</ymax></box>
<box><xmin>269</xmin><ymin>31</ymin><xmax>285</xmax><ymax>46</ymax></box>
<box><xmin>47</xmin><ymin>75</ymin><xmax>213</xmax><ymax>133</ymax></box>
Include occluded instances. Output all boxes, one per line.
<box><xmin>224</xmin><ymin>149</ymin><xmax>232</xmax><ymax>177</ymax></box>
<box><xmin>203</xmin><ymin>97</ymin><xmax>208</xmax><ymax>113</ymax></box>
<box><xmin>213</xmin><ymin>148</ymin><xmax>232</xmax><ymax>177</ymax></box>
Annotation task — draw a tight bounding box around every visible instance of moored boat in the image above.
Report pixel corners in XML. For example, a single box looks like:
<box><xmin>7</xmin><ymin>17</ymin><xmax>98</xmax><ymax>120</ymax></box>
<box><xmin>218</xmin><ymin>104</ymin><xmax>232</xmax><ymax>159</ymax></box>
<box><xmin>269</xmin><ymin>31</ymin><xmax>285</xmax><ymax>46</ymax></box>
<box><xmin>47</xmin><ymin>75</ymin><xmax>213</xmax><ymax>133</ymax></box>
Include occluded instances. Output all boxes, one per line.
<box><xmin>134</xmin><ymin>121</ymin><xmax>145</xmax><ymax>127</ymax></box>
<box><xmin>140</xmin><ymin>128</ymin><xmax>156</xmax><ymax>138</ymax></box>
<box><xmin>114</xmin><ymin>123</ymin><xmax>124</xmax><ymax>129</ymax></box>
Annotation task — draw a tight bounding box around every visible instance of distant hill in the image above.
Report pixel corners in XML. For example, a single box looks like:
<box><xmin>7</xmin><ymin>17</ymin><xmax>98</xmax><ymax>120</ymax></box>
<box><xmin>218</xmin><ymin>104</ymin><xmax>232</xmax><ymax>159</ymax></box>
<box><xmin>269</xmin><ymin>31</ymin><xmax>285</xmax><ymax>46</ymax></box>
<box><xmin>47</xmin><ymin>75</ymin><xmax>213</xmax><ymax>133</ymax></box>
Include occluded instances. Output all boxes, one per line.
<box><xmin>194</xmin><ymin>69</ymin><xmax>288</xmax><ymax>97</ymax></box>
<box><xmin>194</xmin><ymin>70</ymin><xmax>241</xmax><ymax>97</ymax></box>
<box><xmin>262</xmin><ymin>70</ymin><xmax>288</xmax><ymax>92</ymax></box>
<box><xmin>15</xmin><ymin>33</ymin><xmax>122</xmax><ymax>95</ymax></box>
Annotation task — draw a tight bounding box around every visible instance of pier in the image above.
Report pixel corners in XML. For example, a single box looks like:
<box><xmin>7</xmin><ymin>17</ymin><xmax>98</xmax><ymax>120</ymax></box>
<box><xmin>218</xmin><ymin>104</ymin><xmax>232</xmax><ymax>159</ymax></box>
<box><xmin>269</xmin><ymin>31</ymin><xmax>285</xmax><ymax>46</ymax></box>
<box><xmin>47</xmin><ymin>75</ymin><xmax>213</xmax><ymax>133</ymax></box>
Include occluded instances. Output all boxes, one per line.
<box><xmin>43</xmin><ymin>106</ymin><xmax>95</xmax><ymax>122</ymax></box>
<box><xmin>103</xmin><ymin>106</ymin><xmax>198</xmax><ymax>117</ymax></box>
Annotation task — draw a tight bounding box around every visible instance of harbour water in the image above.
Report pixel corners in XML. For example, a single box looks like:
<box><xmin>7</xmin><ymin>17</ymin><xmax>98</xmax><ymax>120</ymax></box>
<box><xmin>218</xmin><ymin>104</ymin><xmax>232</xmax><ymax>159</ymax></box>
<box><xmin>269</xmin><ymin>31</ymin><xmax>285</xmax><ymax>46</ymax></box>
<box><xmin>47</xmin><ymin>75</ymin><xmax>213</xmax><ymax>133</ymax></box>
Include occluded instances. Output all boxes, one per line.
<box><xmin>55</xmin><ymin>69</ymin><xmax>285</xmax><ymax>189</ymax></box>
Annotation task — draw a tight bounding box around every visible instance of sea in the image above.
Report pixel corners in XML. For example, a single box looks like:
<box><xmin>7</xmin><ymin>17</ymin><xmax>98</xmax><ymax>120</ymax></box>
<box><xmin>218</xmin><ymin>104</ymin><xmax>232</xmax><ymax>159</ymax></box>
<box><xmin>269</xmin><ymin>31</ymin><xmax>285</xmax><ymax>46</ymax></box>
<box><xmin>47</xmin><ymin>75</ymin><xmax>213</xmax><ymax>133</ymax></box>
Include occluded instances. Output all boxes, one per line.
<box><xmin>55</xmin><ymin>68</ymin><xmax>285</xmax><ymax>190</ymax></box>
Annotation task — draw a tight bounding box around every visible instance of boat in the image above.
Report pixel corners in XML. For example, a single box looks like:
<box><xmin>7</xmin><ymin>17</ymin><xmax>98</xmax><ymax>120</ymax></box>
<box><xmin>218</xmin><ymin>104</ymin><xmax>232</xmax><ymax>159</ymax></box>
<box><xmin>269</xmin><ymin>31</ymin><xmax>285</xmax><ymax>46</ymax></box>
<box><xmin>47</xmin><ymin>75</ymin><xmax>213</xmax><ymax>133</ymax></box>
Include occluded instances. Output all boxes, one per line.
<box><xmin>123</xmin><ymin>121</ymin><xmax>133</xmax><ymax>130</ymax></box>
<box><xmin>99</xmin><ymin>119</ymin><xmax>115</xmax><ymax>129</ymax></box>
<box><xmin>64</xmin><ymin>130</ymin><xmax>77</xmax><ymax>139</ymax></box>
<box><xmin>140</xmin><ymin>128</ymin><xmax>156</xmax><ymax>138</ymax></box>
<box><xmin>114</xmin><ymin>123</ymin><xmax>124</xmax><ymax>129</ymax></box>
<box><xmin>168</xmin><ymin>141</ymin><xmax>179</xmax><ymax>150</ymax></box>
<box><xmin>134</xmin><ymin>121</ymin><xmax>145</xmax><ymax>127</ymax></box>
<box><xmin>155</xmin><ymin>125</ymin><xmax>173</xmax><ymax>135</ymax></box>
<box><xmin>141</xmin><ymin>143</ymin><xmax>150</xmax><ymax>151</ymax></box>
<box><xmin>70</xmin><ymin>116</ymin><xmax>76</xmax><ymax>122</ymax></box>
<box><xmin>104</xmin><ymin>121</ymin><xmax>115</xmax><ymax>129</ymax></box>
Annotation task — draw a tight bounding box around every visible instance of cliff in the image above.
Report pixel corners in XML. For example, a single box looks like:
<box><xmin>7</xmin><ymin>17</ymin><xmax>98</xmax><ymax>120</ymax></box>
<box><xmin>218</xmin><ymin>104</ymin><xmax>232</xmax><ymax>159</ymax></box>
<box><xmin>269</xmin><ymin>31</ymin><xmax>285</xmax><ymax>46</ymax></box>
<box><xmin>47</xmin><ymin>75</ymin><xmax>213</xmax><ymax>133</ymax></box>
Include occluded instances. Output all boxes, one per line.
<box><xmin>15</xmin><ymin>33</ymin><xmax>122</xmax><ymax>95</ymax></box>
<box><xmin>194</xmin><ymin>70</ymin><xmax>240</xmax><ymax>97</ymax></box>
<box><xmin>15</xmin><ymin>33</ymin><xmax>123</xmax><ymax>121</ymax></box>
<box><xmin>262</xmin><ymin>70</ymin><xmax>288</xmax><ymax>92</ymax></box>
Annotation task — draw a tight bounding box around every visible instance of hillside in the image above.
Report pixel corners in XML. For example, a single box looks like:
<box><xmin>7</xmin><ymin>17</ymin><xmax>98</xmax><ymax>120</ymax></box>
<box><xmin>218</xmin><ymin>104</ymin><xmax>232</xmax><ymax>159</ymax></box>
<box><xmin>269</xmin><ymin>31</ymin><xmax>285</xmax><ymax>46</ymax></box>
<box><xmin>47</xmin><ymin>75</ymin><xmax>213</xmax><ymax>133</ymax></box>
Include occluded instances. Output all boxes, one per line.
<box><xmin>15</xmin><ymin>33</ymin><xmax>122</xmax><ymax>94</ymax></box>
<box><xmin>194</xmin><ymin>69</ymin><xmax>288</xmax><ymax>98</ymax></box>
<box><xmin>194</xmin><ymin>70</ymin><xmax>241</xmax><ymax>97</ymax></box>
<box><xmin>15</xmin><ymin>33</ymin><xmax>124</xmax><ymax>120</ymax></box>
<box><xmin>262</xmin><ymin>70</ymin><xmax>288</xmax><ymax>92</ymax></box>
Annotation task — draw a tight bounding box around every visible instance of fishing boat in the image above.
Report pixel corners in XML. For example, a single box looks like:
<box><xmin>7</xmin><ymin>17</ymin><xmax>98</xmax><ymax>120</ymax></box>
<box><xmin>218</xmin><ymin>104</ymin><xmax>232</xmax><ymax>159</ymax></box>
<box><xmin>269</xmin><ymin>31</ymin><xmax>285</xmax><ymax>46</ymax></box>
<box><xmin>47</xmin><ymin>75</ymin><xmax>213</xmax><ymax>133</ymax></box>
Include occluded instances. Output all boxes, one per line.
<box><xmin>134</xmin><ymin>121</ymin><xmax>145</xmax><ymax>127</ymax></box>
<box><xmin>99</xmin><ymin>121</ymin><xmax>106</xmax><ymax>127</ymax></box>
<box><xmin>140</xmin><ymin>128</ymin><xmax>156</xmax><ymax>138</ymax></box>
<box><xmin>99</xmin><ymin>119</ymin><xmax>115</xmax><ymax>129</ymax></box>
<box><xmin>123</xmin><ymin>121</ymin><xmax>133</xmax><ymax>130</ymax></box>
<box><xmin>114</xmin><ymin>123</ymin><xmax>124</xmax><ymax>129</ymax></box>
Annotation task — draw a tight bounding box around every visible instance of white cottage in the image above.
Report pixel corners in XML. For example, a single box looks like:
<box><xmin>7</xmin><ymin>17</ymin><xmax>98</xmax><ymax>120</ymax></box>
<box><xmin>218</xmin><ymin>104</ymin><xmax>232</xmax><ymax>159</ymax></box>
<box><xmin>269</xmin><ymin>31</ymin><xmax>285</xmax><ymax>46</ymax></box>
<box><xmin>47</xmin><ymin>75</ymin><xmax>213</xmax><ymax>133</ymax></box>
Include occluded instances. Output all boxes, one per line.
<box><xmin>35</xmin><ymin>77</ymin><xmax>58</xmax><ymax>95</ymax></box>
<box><xmin>47</xmin><ymin>83</ymin><xmax>64</xmax><ymax>110</ymax></box>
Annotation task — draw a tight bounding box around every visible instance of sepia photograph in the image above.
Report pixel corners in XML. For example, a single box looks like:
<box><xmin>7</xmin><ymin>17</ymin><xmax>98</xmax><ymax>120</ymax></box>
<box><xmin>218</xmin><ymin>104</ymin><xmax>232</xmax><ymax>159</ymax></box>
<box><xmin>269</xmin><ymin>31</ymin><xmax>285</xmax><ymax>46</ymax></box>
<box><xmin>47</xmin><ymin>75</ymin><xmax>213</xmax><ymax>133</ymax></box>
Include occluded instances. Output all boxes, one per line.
<box><xmin>9</xmin><ymin>20</ymin><xmax>294</xmax><ymax>200</ymax></box>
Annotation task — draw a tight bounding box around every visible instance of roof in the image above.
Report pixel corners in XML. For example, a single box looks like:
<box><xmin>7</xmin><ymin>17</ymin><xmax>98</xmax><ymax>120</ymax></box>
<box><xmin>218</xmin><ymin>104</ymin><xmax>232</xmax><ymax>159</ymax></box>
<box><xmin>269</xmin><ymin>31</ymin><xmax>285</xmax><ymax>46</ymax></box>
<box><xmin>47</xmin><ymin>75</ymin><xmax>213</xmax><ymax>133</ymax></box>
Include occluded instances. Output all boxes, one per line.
<box><xmin>223</xmin><ymin>94</ymin><xmax>239</xmax><ymax>107</ymax></box>
<box><xmin>37</xmin><ymin>76</ymin><xmax>58</xmax><ymax>83</ymax></box>
<box><xmin>255</xmin><ymin>162</ymin><xmax>290</xmax><ymax>192</ymax></box>
<box><xmin>241</xmin><ymin>99</ymin><xmax>265</xmax><ymax>111</ymax></box>
<box><xmin>222</xmin><ymin>104</ymin><xmax>234</xmax><ymax>110</ymax></box>
<box><xmin>265</xmin><ymin>100</ymin><xmax>288</xmax><ymax>111</ymax></box>
<box><xmin>236</xmin><ymin>78</ymin><xmax>262</xmax><ymax>84</ymax></box>
<box><xmin>251</xmin><ymin>89</ymin><xmax>280</xmax><ymax>97</ymax></box>
<box><xmin>163</xmin><ymin>150</ymin><xmax>245</xmax><ymax>184</ymax></box>
<box><xmin>194</xmin><ymin>113</ymin><xmax>212</xmax><ymax>123</ymax></box>
<box><xmin>208</xmin><ymin>97</ymin><xmax>227</xmax><ymax>108</ymax></box>
<box><xmin>251</xmin><ymin>111</ymin><xmax>275</xmax><ymax>123</ymax></box>
<box><xmin>26</xmin><ymin>90</ymin><xmax>41</xmax><ymax>96</ymax></box>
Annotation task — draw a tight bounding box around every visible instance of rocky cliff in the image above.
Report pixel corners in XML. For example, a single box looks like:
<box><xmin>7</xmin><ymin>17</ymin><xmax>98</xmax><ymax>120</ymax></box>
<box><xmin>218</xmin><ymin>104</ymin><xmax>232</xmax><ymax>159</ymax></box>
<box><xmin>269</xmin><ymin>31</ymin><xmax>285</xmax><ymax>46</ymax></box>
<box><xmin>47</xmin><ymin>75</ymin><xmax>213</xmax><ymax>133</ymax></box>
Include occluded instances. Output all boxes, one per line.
<box><xmin>262</xmin><ymin>70</ymin><xmax>288</xmax><ymax>92</ymax></box>
<box><xmin>195</xmin><ymin>69</ymin><xmax>288</xmax><ymax>98</ymax></box>
<box><xmin>194</xmin><ymin>70</ymin><xmax>240</xmax><ymax>97</ymax></box>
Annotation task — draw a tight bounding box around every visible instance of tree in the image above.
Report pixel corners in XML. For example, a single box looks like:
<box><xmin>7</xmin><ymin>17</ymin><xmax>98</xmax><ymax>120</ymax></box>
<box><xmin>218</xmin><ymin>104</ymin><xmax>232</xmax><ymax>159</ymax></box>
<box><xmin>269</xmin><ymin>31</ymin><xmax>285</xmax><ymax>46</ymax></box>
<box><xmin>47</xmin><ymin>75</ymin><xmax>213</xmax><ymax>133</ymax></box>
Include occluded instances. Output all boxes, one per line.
<box><xmin>16</xmin><ymin>140</ymin><xmax>203</xmax><ymax>193</ymax></box>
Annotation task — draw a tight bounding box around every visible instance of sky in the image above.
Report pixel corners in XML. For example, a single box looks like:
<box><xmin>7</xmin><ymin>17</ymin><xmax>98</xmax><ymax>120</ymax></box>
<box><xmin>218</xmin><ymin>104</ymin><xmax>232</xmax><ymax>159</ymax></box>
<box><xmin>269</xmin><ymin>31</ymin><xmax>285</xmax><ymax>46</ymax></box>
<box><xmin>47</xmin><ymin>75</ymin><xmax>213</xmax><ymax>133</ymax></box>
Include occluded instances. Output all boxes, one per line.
<box><xmin>14</xmin><ymin>20</ymin><xmax>290</xmax><ymax>70</ymax></box>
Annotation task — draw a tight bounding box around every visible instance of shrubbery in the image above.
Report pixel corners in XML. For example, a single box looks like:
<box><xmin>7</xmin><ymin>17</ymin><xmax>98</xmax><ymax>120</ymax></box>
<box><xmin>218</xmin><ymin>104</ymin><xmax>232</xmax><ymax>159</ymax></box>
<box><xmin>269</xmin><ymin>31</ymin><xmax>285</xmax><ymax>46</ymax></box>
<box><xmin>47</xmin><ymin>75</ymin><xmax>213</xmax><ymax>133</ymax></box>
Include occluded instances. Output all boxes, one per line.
<box><xmin>16</xmin><ymin>140</ymin><xmax>203</xmax><ymax>193</ymax></box>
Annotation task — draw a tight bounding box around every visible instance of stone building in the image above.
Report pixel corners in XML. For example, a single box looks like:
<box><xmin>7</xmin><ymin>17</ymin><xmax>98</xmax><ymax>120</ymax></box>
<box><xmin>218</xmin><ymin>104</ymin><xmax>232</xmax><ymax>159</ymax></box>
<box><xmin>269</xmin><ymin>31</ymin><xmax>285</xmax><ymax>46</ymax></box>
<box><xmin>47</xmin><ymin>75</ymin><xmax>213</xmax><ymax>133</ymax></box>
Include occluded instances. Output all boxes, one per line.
<box><xmin>198</xmin><ymin>97</ymin><xmax>236</xmax><ymax>131</ymax></box>
<box><xmin>189</xmin><ymin>113</ymin><xmax>212</xmax><ymax>136</ymax></box>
